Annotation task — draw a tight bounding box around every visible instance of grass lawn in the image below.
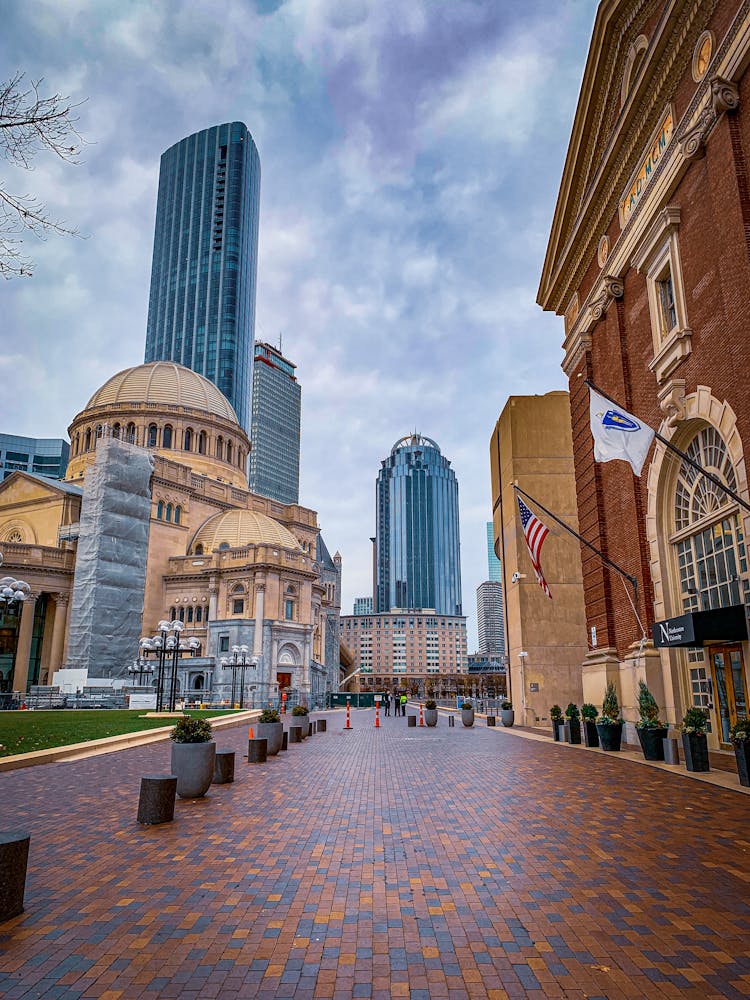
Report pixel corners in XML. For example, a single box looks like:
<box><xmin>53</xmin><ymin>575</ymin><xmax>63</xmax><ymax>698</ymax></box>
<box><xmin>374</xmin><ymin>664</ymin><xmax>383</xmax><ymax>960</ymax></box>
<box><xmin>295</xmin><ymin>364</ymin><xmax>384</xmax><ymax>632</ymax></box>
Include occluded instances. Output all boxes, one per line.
<box><xmin>0</xmin><ymin>709</ymin><xmax>242</xmax><ymax>758</ymax></box>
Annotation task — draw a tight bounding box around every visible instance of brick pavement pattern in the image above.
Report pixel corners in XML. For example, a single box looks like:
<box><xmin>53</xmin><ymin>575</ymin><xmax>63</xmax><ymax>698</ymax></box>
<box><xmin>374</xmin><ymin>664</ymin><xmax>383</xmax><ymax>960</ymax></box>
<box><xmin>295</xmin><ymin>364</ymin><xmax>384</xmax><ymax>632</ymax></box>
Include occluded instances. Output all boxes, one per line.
<box><xmin>1</xmin><ymin>709</ymin><xmax>749</xmax><ymax>999</ymax></box>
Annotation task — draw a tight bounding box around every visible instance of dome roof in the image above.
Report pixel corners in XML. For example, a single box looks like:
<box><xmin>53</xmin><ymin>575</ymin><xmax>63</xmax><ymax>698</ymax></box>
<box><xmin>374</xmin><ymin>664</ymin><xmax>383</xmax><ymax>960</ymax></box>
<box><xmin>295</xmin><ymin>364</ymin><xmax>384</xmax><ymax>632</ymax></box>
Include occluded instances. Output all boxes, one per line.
<box><xmin>192</xmin><ymin>509</ymin><xmax>301</xmax><ymax>553</ymax></box>
<box><xmin>85</xmin><ymin>362</ymin><xmax>238</xmax><ymax>424</ymax></box>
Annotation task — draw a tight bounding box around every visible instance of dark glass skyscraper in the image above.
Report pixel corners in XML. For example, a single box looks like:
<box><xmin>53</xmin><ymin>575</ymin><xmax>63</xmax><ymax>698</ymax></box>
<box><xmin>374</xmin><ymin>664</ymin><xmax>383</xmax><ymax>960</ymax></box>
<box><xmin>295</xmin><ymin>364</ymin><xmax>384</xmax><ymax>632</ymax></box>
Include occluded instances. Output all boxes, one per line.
<box><xmin>144</xmin><ymin>122</ymin><xmax>260</xmax><ymax>432</ymax></box>
<box><xmin>375</xmin><ymin>434</ymin><xmax>462</xmax><ymax>615</ymax></box>
<box><xmin>248</xmin><ymin>341</ymin><xmax>301</xmax><ymax>505</ymax></box>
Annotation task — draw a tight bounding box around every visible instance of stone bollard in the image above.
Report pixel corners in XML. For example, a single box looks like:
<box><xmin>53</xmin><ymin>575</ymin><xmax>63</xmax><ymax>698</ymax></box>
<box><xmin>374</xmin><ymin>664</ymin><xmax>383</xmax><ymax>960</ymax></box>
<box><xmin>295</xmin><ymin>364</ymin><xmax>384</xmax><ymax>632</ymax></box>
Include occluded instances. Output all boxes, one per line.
<box><xmin>213</xmin><ymin>750</ymin><xmax>235</xmax><ymax>784</ymax></box>
<box><xmin>137</xmin><ymin>775</ymin><xmax>178</xmax><ymax>826</ymax></box>
<box><xmin>487</xmin><ymin>716</ymin><xmax>496</xmax><ymax>727</ymax></box>
<box><xmin>663</xmin><ymin>737</ymin><xmax>680</xmax><ymax>765</ymax></box>
<box><xmin>247</xmin><ymin>738</ymin><xmax>267</xmax><ymax>763</ymax></box>
<box><xmin>407</xmin><ymin>716</ymin><xmax>417</xmax><ymax>728</ymax></box>
<box><xmin>317</xmin><ymin>719</ymin><xmax>327</xmax><ymax>733</ymax></box>
<box><xmin>281</xmin><ymin>730</ymin><xmax>289</xmax><ymax>751</ymax></box>
<box><xmin>0</xmin><ymin>830</ymin><xmax>31</xmax><ymax>922</ymax></box>
<box><xmin>448</xmin><ymin>715</ymin><xmax>455</xmax><ymax>727</ymax></box>
<box><xmin>289</xmin><ymin>725</ymin><xmax>302</xmax><ymax>744</ymax></box>
<box><xmin>309</xmin><ymin>720</ymin><xmax>316</xmax><ymax>736</ymax></box>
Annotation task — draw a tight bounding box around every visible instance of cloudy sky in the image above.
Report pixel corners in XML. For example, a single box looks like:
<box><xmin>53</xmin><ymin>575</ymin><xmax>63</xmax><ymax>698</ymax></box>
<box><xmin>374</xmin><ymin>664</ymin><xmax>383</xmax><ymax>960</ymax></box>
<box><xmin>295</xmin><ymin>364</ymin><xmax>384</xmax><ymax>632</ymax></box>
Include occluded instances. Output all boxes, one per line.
<box><xmin>2</xmin><ymin>0</ymin><xmax>596</xmax><ymax>647</ymax></box>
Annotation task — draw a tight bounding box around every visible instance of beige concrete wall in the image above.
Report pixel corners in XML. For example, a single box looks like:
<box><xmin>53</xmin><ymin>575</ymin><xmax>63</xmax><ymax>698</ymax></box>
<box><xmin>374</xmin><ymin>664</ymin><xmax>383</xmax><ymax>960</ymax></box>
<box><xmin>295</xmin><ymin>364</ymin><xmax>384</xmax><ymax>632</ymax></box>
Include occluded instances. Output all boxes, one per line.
<box><xmin>490</xmin><ymin>391</ymin><xmax>587</xmax><ymax>726</ymax></box>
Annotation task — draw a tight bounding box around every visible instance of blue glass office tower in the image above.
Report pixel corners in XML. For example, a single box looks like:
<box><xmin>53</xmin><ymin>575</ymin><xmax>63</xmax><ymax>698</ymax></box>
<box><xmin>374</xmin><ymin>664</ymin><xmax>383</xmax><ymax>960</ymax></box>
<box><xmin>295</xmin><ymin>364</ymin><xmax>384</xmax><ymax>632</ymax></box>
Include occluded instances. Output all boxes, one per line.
<box><xmin>375</xmin><ymin>434</ymin><xmax>462</xmax><ymax>615</ymax></box>
<box><xmin>248</xmin><ymin>342</ymin><xmax>301</xmax><ymax>505</ymax></box>
<box><xmin>144</xmin><ymin>123</ymin><xmax>260</xmax><ymax>433</ymax></box>
<box><xmin>487</xmin><ymin>521</ymin><xmax>502</xmax><ymax>581</ymax></box>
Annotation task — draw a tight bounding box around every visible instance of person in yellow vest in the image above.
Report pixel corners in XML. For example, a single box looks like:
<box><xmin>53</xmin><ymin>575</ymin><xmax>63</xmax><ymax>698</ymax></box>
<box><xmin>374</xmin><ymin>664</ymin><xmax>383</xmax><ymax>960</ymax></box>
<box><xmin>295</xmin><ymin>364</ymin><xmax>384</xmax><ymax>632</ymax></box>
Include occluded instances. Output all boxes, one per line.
<box><xmin>400</xmin><ymin>692</ymin><xmax>407</xmax><ymax>716</ymax></box>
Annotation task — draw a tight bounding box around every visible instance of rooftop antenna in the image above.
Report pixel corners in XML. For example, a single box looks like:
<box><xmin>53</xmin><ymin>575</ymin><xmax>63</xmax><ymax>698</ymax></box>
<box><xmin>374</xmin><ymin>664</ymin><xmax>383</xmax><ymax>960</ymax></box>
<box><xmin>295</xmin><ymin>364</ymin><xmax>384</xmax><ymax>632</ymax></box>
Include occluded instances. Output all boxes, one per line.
<box><xmin>278</xmin><ymin>331</ymin><xmax>283</xmax><ymax>353</ymax></box>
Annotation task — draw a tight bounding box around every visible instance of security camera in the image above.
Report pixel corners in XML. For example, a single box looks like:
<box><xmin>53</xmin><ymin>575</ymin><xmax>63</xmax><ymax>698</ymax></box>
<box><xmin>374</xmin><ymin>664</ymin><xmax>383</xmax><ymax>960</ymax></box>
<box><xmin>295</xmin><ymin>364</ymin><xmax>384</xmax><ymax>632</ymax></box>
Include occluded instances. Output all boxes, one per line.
<box><xmin>511</xmin><ymin>571</ymin><xmax>525</xmax><ymax>584</ymax></box>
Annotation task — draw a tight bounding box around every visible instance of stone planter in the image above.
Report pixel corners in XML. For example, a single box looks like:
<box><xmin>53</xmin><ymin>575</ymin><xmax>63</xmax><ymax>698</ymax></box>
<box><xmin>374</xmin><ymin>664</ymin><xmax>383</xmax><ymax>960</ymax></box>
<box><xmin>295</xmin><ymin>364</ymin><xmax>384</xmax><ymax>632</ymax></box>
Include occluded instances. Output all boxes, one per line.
<box><xmin>501</xmin><ymin>709</ymin><xmax>515</xmax><ymax>727</ymax></box>
<box><xmin>682</xmin><ymin>732</ymin><xmax>710</xmax><ymax>772</ymax></box>
<box><xmin>424</xmin><ymin>708</ymin><xmax>438</xmax><ymax>727</ymax></box>
<box><xmin>582</xmin><ymin>720</ymin><xmax>599</xmax><ymax>748</ymax></box>
<box><xmin>170</xmin><ymin>740</ymin><xmax>216</xmax><ymax>798</ymax></box>
<box><xmin>461</xmin><ymin>708</ymin><xmax>475</xmax><ymax>727</ymax></box>
<box><xmin>636</xmin><ymin>726</ymin><xmax>668</xmax><ymax>761</ymax></box>
<box><xmin>734</xmin><ymin>741</ymin><xmax>750</xmax><ymax>787</ymax></box>
<box><xmin>595</xmin><ymin>722</ymin><xmax>622</xmax><ymax>752</ymax></box>
<box><xmin>256</xmin><ymin>722</ymin><xmax>283</xmax><ymax>756</ymax></box>
<box><xmin>292</xmin><ymin>715</ymin><xmax>310</xmax><ymax>738</ymax></box>
<box><xmin>564</xmin><ymin>720</ymin><xmax>581</xmax><ymax>745</ymax></box>
<box><xmin>552</xmin><ymin>719</ymin><xmax>564</xmax><ymax>741</ymax></box>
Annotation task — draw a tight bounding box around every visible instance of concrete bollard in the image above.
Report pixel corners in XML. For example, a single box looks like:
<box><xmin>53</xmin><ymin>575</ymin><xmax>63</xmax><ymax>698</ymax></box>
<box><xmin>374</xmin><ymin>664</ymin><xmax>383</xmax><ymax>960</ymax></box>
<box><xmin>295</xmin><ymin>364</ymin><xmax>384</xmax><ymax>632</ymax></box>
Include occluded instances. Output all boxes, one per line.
<box><xmin>137</xmin><ymin>775</ymin><xmax>177</xmax><ymax>826</ymax></box>
<box><xmin>247</xmin><ymin>738</ymin><xmax>267</xmax><ymax>763</ymax></box>
<box><xmin>663</xmin><ymin>737</ymin><xmax>680</xmax><ymax>764</ymax></box>
<box><xmin>0</xmin><ymin>830</ymin><xmax>31</xmax><ymax>922</ymax></box>
<box><xmin>487</xmin><ymin>716</ymin><xmax>496</xmax><ymax>727</ymax></box>
<box><xmin>448</xmin><ymin>715</ymin><xmax>455</xmax><ymax>727</ymax></box>
<box><xmin>288</xmin><ymin>725</ymin><xmax>302</xmax><ymax>744</ymax></box>
<box><xmin>308</xmin><ymin>720</ymin><xmax>316</xmax><ymax>736</ymax></box>
<box><xmin>213</xmin><ymin>750</ymin><xmax>235</xmax><ymax>784</ymax></box>
<box><xmin>317</xmin><ymin>719</ymin><xmax>327</xmax><ymax>733</ymax></box>
<box><xmin>280</xmin><ymin>730</ymin><xmax>289</xmax><ymax>751</ymax></box>
<box><xmin>407</xmin><ymin>715</ymin><xmax>417</xmax><ymax>728</ymax></box>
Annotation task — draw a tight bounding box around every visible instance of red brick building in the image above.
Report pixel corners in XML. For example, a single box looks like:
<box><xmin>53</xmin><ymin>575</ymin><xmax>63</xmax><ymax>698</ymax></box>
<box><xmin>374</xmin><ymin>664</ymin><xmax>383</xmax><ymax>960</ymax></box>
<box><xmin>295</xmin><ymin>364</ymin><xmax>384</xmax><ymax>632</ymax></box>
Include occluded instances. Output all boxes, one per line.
<box><xmin>538</xmin><ymin>1</ymin><xmax>750</xmax><ymax>756</ymax></box>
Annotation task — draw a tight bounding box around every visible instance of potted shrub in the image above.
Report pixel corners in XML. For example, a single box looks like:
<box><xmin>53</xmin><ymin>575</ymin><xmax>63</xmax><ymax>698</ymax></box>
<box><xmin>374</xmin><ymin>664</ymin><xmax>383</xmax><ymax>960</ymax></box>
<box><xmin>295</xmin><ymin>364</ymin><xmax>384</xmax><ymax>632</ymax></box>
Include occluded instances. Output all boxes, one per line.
<box><xmin>581</xmin><ymin>703</ymin><xmax>599</xmax><ymax>747</ymax></box>
<box><xmin>170</xmin><ymin>715</ymin><xmax>215</xmax><ymax>798</ymax></box>
<box><xmin>730</xmin><ymin>717</ymin><xmax>750</xmax><ymax>787</ymax></box>
<box><xmin>292</xmin><ymin>704</ymin><xmax>310</xmax><ymax>738</ymax></box>
<box><xmin>256</xmin><ymin>707</ymin><xmax>283</xmax><ymax>756</ymax></box>
<box><xmin>461</xmin><ymin>700</ymin><xmax>475</xmax><ymax>727</ymax></box>
<box><xmin>424</xmin><ymin>699</ymin><xmax>438</xmax><ymax>727</ymax></box>
<box><xmin>635</xmin><ymin>680</ymin><xmax>669</xmax><ymax>761</ymax></box>
<box><xmin>564</xmin><ymin>703</ymin><xmax>581</xmax><ymax>744</ymax></box>
<box><xmin>500</xmin><ymin>700</ymin><xmax>514</xmax><ymax>727</ymax></box>
<box><xmin>596</xmin><ymin>682</ymin><xmax>623</xmax><ymax>751</ymax></box>
<box><xmin>681</xmin><ymin>706</ymin><xmax>710</xmax><ymax>772</ymax></box>
<box><xmin>550</xmin><ymin>704</ymin><xmax>564</xmax><ymax>741</ymax></box>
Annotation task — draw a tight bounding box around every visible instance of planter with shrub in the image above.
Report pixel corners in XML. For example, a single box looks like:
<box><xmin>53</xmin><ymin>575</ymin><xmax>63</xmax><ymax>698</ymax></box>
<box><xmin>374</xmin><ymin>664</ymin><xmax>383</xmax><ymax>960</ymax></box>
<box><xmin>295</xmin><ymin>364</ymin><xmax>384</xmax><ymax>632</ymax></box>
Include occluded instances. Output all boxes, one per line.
<box><xmin>564</xmin><ymin>703</ymin><xmax>581</xmax><ymax>745</ymax></box>
<box><xmin>681</xmin><ymin>707</ymin><xmax>710</xmax><ymax>772</ymax></box>
<box><xmin>500</xmin><ymin>700</ymin><xmax>514</xmax><ymax>727</ymax></box>
<box><xmin>170</xmin><ymin>716</ymin><xmax>215</xmax><ymax>798</ymax></box>
<box><xmin>424</xmin><ymin>699</ymin><xmax>438</xmax><ymax>727</ymax></box>
<box><xmin>595</xmin><ymin>682</ymin><xmax>623</xmax><ymax>751</ymax></box>
<box><xmin>550</xmin><ymin>704</ymin><xmax>564</xmax><ymax>741</ymax></box>
<box><xmin>635</xmin><ymin>680</ymin><xmax>668</xmax><ymax>761</ymax></box>
<box><xmin>731</xmin><ymin>718</ymin><xmax>750</xmax><ymax>787</ymax></box>
<box><xmin>461</xmin><ymin>701</ymin><xmax>475</xmax><ymax>727</ymax></box>
<box><xmin>256</xmin><ymin>708</ymin><xmax>283</xmax><ymax>756</ymax></box>
<box><xmin>581</xmin><ymin>703</ymin><xmax>599</xmax><ymax>747</ymax></box>
<box><xmin>292</xmin><ymin>704</ymin><xmax>310</xmax><ymax>738</ymax></box>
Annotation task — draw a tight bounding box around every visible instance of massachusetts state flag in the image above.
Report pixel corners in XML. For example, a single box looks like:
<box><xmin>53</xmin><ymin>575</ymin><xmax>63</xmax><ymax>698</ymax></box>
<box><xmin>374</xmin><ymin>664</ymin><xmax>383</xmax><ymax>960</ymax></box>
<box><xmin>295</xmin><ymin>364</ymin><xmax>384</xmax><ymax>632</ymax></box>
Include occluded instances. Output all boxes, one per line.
<box><xmin>517</xmin><ymin>496</ymin><xmax>552</xmax><ymax>599</ymax></box>
<box><xmin>589</xmin><ymin>388</ymin><xmax>655</xmax><ymax>476</ymax></box>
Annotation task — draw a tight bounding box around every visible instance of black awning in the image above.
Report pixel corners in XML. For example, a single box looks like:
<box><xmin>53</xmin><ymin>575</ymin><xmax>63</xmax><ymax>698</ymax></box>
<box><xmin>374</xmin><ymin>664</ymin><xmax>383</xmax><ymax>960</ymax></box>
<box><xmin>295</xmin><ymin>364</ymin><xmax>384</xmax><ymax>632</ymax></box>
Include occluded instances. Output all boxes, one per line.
<box><xmin>652</xmin><ymin>604</ymin><xmax>748</xmax><ymax>648</ymax></box>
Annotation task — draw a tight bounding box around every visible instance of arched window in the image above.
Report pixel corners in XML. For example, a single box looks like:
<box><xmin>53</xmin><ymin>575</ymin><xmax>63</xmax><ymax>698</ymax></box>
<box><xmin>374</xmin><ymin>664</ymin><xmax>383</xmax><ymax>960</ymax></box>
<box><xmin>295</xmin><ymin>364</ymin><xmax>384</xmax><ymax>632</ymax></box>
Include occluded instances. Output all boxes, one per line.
<box><xmin>147</xmin><ymin>424</ymin><xmax>158</xmax><ymax>447</ymax></box>
<box><xmin>84</xmin><ymin>428</ymin><xmax>92</xmax><ymax>451</ymax></box>
<box><xmin>194</xmin><ymin>543</ymin><xmax>204</xmax><ymax>555</ymax></box>
<box><xmin>112</xmin><ymin>423</ymin><xmax>121</xmax><ymax>440</ymax></box>
<box><xmin>163</xmin><ymin>424</ymin><xmax>173</xmax><ymax>449</ymax></box>
<box><xmin>72</xmin><ymin>434</ymin><xmax>79</xmax><ymax>456</ymax></box>
<box><xmin>184</xmin><ymin>427</ymin><xmax>193</xmax><ymax>451</ymax></box>
<box><xmin>187</xmin><ymin>606</ymin><xmax>194</xmax><ymax>623</ymax></box>
<box><xmin>95</xmin><ymin>424</ymin><xmax>103</xmax><ymax>443</ymax></box>
<box><xmin>198</xmin><ymin>430</ymin><xmax>207</xmax><ymax>455</ymax></box>
<box><xmin>196</xmin><ymin>606</ymin><xmax>203</xmax><ymax>623</ymax></box>
<box><xmin>156</xmin><ymin>500</ymin><xmax>164</xmax><ymax>520</ymax></box>
<box><xmin>126</xmin><ymin>423</ymin><xmax>136</xmax><ymax>444</ymax></box>
<box><xmin>174</xmin><ymin>505</ymin><xmax>181</xmax><ymax>525</ymax></box>
<box><xmin>226</xmin><ymin>440</ymin><xmax>233</xmax><ymax>464</ymax></box>
<box><xmin>166</xmin><ymin>503</ymin><xmax>173</xmax><ymax>522</ymax></box>
<box><xmin>170</xmin><ymin>606</ymin><xmax>176</xmax><ymax>621</ymax></box>
<box><xmin>219</xmin><ymin>542</ymin><xmax>230</xmax><ymax>551</ymax></box>
<box><xmin>179</xmin><ymin>606</ymin><xmax>185</xmax><ymax>622</ymax></box>
<box><xmin>238</xmin><ymin>449</ymin><xmax>244</xmax><ymax>468</ymax></box>
<box><xmin>216</xmin><ymin>436</ymin><xmax>224</xmax><ymax>460</ymax></box>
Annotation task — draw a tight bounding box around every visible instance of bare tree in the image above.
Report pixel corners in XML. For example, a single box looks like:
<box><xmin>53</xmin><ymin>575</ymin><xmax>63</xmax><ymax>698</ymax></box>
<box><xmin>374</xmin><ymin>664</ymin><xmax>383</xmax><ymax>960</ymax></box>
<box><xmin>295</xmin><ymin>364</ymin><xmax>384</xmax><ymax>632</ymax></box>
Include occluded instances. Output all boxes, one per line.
<box><xmin>0</xmin><ymin>71</ymin><xmax>85</xmax><ymax>278</ymax></box>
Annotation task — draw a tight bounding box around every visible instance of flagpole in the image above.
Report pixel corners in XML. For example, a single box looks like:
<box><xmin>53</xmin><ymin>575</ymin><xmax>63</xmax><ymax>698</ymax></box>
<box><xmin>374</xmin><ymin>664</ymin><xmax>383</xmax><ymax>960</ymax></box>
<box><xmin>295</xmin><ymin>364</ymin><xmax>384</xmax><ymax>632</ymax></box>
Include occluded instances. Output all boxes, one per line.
<box><xmin>512</xmin><ymin>484</ymin><xmax>638</xmax><ymax>600</ymax></box>
<box><xmin>585</xmin><ymin>378</ymin><xmax>750</xmax><ymax>514</ymax></box>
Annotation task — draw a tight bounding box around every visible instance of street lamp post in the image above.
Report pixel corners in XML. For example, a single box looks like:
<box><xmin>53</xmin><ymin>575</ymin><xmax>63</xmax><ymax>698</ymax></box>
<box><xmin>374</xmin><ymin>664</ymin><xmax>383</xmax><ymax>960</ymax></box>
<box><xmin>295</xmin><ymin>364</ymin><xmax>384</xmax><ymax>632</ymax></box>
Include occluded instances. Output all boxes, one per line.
<box><xmin>0</xmin><ymin>574</ymin><xmax>30</xmax><ymax>695</ymax></box>
<box><xmin>128</xmin><ymin>657</ymin><xmax>154</xmax><ymax>686</ymax></box>
<box><xmin>222</xmin><ymin>644</ymin><xmax>250</xmax><ymax>708</ymax></box>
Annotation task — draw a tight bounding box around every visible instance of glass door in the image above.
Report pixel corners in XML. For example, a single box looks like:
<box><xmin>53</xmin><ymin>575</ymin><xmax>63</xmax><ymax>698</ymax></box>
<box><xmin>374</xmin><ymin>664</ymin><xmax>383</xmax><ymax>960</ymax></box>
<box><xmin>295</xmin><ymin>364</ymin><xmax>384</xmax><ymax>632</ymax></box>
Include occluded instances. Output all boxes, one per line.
<box><xmin>708</xmin><ymin>645</ymin><xmax>748</xmax><ymax>745</ymax></box>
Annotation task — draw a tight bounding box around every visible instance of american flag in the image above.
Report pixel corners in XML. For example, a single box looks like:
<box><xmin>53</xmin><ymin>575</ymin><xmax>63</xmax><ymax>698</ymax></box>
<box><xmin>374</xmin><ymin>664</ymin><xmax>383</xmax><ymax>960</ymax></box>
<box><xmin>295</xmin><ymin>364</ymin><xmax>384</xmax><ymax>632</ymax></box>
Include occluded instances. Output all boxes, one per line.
<box><xmin>517</xmin><ymin>496</ymin><xmax>552</xmax><ymax>599</ymax></box>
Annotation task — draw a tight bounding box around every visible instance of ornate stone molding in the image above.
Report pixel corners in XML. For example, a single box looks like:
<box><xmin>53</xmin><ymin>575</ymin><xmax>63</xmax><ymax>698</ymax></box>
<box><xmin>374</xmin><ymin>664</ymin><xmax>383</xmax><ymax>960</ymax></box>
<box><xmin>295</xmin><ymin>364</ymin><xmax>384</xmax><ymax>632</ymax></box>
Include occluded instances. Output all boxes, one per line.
<box><xmin>711</xmin><ymin>74</ymin><xmax>740</xmax><ymax>115</ymax></box>
<box><xmin>680</xmin><ymin>75</ymin><xmax>740</xmax><ymax>161</ymax></box>
<box><xmin>657</xmin><ymin>379</ymin><xmax>687</xmax><ymax>428</ymax></box>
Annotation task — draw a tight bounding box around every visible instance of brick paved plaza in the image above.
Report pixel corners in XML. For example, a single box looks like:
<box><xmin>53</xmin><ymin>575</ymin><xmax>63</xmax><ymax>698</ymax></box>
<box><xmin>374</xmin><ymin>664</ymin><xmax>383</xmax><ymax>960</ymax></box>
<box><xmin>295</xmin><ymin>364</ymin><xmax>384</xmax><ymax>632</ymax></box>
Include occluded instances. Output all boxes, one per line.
<box><xmin>1</xmin><ymin>709</ymin><xmax>749</xmax><ymax>999</ymax></box>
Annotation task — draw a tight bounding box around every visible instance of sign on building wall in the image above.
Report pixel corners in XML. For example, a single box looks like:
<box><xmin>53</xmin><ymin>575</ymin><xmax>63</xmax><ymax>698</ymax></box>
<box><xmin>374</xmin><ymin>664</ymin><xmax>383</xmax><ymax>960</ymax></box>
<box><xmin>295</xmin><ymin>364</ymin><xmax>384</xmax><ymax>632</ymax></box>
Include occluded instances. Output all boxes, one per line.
<box><xmin>619</xmin><ymin>107</ymin><xmax>674</xmax><ymax>227</ymax></box>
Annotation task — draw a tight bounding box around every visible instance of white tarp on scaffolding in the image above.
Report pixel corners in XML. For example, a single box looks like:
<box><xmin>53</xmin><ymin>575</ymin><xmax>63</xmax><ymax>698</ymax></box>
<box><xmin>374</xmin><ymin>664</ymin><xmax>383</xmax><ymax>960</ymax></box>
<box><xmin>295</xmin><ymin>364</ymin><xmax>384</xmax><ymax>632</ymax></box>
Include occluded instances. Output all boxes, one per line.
<box><xmin>65</xmin><ymin>437</ymin><xmax>153</xmax><ymax>678</ymax></box>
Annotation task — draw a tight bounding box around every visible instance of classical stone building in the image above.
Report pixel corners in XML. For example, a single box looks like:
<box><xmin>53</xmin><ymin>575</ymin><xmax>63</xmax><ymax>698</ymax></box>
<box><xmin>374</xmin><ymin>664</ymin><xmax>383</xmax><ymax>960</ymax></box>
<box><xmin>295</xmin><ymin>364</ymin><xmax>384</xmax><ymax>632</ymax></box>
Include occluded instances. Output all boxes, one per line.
<box><xmin>0</xmin><ymin>362</ymin><xmax>340</xmax><ymax>705</ymax></box>
<box><xmin>490</xmin><ymin>392</ymin><xmax>587</xmax><ymax>725</ymax></box>
<box><xmin>538</xmin><ymin>1</ymin><xmax>750</xmax><ymax>756</ymax></box>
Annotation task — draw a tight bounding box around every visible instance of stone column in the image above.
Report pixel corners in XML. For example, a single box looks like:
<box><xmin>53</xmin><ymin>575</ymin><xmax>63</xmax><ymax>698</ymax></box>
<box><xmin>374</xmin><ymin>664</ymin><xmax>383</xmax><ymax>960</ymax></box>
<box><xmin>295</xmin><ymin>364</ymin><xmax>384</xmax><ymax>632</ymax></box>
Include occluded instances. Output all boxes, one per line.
<box><xmin>253</xmin><ymin>585</ymin><xmax>265</xmax><ymax>657</ymax></box>
<box><xmin>13</xmin><ymin>594</ymin><xmax>37</xmax><ymax>695</ymax></box>
<box><xmin>208</xmin><ymin>578</ymin><xmax>219</xmax><ymax>621</ymax></box>
<box><xmin>49</xmin><ymin>594</ymin><xmax>70</xmax><ymax>675</ymax></box>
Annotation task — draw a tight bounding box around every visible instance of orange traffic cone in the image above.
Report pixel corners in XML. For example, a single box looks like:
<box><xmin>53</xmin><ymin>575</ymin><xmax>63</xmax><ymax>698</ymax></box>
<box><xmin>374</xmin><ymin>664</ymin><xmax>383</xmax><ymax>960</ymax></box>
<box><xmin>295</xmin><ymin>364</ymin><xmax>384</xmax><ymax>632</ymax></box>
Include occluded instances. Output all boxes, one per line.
<box><xmin>375</xmin><ymin>701</ymin><xmax>380</xmax><ymax>729</ymax></box>
<box><xmin>344</xmin><ymin>700</ymin><xmax>352</xmax><ymax>731</ymax></box>
<box><xmin>419</xmin><ymin>702</ymin><xmax>425</xmax><ymax>727</ymax></box>
<box><xmin>249</xmin><ymin>726</ymin><xmax>254</xmax><ymax>739</ymax></box>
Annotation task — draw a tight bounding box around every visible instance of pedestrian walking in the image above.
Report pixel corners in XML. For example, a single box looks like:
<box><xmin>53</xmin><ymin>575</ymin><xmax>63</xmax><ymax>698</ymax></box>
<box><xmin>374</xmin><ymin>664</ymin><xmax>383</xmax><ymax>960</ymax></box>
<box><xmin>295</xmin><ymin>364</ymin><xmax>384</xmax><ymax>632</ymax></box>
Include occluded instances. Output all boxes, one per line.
<box><xmin>383</xmin><ymin>692</ymin><xmax>391</xmax><ymax>716</ymax></box>
<box><xmin>400</xmin><ymin>692</ymin><xmax>407</xmax><ymax>716</ymax></box>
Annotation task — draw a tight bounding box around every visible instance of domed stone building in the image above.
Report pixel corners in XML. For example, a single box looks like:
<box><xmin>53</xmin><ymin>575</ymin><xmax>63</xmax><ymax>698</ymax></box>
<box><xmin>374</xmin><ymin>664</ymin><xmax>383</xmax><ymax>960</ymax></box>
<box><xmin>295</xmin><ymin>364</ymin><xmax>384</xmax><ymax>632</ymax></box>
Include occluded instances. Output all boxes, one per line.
<box><xmin>0</xmin><ymin>362</ymin><xmax>340</xmax><ymax>706</ymax></box>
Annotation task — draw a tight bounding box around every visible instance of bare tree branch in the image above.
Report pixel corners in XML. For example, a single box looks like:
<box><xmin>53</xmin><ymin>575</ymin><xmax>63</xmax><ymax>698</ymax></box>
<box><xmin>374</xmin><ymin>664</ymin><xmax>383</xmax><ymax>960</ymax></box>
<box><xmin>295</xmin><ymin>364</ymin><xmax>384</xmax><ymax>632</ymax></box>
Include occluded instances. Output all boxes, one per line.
<box><xmin>0</xmin><ymin>71</ymin><xmax>86</xmax><ymax>278</ymax></box>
